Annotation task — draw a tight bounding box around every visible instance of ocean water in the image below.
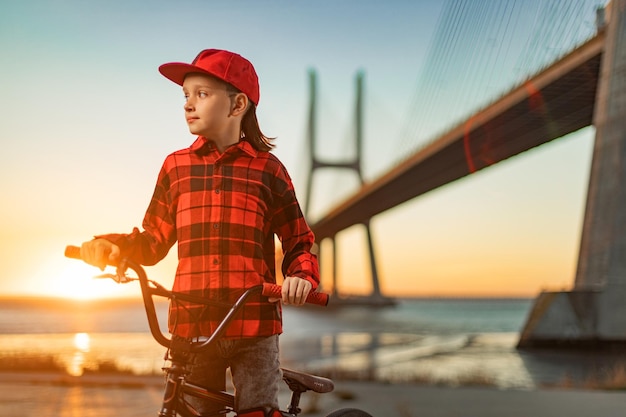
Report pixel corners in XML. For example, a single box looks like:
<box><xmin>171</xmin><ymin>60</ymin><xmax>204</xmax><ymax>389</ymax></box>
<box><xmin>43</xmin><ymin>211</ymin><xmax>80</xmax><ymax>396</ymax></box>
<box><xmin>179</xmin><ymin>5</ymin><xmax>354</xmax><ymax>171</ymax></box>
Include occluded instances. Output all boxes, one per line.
<box><xmin>0</xmin><ymin>296</ymin><xmax>623</xmax><ymax>390</ymax></box>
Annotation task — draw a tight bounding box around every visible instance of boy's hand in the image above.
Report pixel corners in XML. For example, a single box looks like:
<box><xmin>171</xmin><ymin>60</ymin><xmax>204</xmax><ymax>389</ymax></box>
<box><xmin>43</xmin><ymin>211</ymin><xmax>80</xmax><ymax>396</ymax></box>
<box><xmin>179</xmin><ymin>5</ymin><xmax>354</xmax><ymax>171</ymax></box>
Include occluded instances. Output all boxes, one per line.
<box><xmin>271</xmin><ymin>276</ymin><xmax>312</xmax><ymax>306</ymax></box>
<box><xmin>80</xmin><ymin>238</ymin><xmax>120</xmax><ymax>270</ymax></box>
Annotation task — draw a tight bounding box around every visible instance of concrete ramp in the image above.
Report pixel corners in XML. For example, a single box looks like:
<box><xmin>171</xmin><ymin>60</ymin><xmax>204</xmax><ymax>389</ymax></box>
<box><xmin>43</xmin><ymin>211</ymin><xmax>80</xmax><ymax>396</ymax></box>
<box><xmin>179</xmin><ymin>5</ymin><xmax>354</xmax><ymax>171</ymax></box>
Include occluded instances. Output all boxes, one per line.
<box><xmin>518</xmin><ymin>291</ymin><xmax>596</xmax><ymax>347</ymax></box>
<box><xmin>519</xmin><ymin>287</ymin><xmax>626</xmax><ymax>347</ymax></box>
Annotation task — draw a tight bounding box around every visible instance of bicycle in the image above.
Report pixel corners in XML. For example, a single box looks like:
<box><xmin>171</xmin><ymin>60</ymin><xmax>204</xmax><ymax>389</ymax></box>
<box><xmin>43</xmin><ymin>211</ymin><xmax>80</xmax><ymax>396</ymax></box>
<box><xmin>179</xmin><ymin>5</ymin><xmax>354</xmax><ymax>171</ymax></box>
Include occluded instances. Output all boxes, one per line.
<box><xmin>65</xmin><ymin>245</ymin><xmax>372</xmax><ymax>417</ymax></box>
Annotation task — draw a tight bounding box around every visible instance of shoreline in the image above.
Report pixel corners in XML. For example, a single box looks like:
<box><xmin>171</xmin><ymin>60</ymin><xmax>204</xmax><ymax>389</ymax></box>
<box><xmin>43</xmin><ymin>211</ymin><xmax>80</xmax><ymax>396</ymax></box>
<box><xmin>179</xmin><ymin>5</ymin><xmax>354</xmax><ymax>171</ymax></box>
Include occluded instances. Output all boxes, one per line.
<box><xmin>0</xmin><ymin>371</ymin><xmax>165</xmax><ymax>388</ymax></box>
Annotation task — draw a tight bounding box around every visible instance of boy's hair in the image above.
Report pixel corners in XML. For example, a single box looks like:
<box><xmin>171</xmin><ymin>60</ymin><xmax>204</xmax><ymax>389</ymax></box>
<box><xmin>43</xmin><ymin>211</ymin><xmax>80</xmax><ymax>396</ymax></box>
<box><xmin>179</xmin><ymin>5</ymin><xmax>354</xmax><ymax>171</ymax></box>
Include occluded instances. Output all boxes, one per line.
<box><xmin>242</xmin><ymin>104</ymin><xmax>275</xmax><ymax>152</ymax></box>
<box><xmin>223</xmin><ymin>82</ymin><xmax>275</xmax><ymax>152</ymax></box>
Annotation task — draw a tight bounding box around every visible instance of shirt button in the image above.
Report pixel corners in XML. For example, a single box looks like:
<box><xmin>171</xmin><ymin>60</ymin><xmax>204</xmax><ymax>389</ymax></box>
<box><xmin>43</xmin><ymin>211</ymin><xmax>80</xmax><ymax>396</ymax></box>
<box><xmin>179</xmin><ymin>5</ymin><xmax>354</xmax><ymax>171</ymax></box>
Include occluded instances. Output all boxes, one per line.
<box><xmin>213</xmin><ymin>223</ymin><xmax>220</xmax><ymax>229</ymax></box>
<box><xmin>213</xmin><ymin>258</ymin><xmax>219</xmax><ymax>265</ymax></box>
<box><xmin>215</xmin><ymin>188</ymin><xmax>220</xmax><ymax>194</ymax></box>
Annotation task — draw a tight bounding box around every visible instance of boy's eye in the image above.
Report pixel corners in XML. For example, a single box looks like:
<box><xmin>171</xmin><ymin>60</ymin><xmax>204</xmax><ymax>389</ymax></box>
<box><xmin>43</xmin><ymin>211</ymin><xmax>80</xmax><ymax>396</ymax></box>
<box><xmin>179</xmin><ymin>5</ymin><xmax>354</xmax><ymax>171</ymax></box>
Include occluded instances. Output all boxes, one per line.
<box><xmin>182</xmin><ymin>90</ymin><xmax>213</xmax><ymax>101</ymax></box>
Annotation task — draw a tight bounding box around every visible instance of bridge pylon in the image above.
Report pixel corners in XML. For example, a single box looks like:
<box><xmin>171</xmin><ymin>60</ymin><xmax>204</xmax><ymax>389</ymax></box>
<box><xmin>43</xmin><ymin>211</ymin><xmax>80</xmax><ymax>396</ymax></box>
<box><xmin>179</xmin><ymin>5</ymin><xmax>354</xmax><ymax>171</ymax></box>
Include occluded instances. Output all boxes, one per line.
<box><xmin>519</xmin><ymin>0</ymin><xmax>626</xmax><ymax>348</ymax></box>
<box><xmin>303</xmin><ymin>69</ymin><xmax>394</xmax><ymax>306</ymax></box>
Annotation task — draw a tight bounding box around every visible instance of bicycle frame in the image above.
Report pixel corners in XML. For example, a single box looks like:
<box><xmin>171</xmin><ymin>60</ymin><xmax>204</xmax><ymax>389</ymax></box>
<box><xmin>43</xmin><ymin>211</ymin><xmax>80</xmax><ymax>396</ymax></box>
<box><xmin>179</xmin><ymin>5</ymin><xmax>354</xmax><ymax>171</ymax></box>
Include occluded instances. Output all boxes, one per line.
<box><xmin>159</xmin><ymin>350</ymin><xmax>236</xmax><ymax>416</ymax></box>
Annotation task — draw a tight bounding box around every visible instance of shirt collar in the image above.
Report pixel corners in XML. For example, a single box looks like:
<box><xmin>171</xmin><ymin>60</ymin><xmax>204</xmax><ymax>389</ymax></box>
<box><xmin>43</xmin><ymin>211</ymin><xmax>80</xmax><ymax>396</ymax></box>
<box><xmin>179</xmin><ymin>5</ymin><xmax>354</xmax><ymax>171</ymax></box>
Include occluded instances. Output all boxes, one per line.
<box><xmin>236</xmin><ymin>139</ymin><xmax>258</xmax><ymax>158</ymax></box>
<box><xmin>190</xmin><ymin>136</ymin><xmax>210</xmax><ymax>153</ymax></box>
<box><xmin>190</xmin><ymin>136</ymin><xmax>259</xmax><ymax>158</ymax></box>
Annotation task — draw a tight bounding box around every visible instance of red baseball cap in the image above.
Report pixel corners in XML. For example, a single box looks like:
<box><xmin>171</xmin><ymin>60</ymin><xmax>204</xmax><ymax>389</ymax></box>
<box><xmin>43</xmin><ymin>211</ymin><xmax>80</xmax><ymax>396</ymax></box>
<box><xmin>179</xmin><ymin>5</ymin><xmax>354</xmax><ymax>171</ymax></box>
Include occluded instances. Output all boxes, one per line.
<box><xmin>159</xmin><ymin>49</ymin><xmax>260</xmax><ymax>105</ymax></box>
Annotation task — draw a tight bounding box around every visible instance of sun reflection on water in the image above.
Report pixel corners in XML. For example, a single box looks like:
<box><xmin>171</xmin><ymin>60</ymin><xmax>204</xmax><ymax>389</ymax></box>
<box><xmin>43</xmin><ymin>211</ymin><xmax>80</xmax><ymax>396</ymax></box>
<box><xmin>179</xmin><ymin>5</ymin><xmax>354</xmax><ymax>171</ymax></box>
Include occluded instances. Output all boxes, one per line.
<box><xmin>68</xmin><ymin>332</ymin><xmax>91</xmax><ymax>376</ymax></box>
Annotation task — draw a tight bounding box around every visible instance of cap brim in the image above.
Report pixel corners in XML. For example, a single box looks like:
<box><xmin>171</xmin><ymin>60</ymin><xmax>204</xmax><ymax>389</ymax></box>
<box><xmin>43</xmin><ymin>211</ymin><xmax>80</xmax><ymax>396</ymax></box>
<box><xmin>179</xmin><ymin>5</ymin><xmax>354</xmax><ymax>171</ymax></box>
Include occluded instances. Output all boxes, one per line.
<box><xmin>158</xmin><ymin>62</ymin><xmax>214</xmax><ymax>86</ymax></box>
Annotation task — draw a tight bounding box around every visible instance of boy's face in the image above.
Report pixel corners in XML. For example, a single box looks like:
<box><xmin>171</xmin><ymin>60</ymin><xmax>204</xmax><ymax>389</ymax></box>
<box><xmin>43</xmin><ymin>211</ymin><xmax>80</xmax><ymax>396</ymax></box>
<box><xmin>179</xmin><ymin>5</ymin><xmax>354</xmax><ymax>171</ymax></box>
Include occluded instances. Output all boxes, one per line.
<box><xmin>182</xmin><ymin>73</ymin><xmax>235</xmax><ymax>139</ymax></box>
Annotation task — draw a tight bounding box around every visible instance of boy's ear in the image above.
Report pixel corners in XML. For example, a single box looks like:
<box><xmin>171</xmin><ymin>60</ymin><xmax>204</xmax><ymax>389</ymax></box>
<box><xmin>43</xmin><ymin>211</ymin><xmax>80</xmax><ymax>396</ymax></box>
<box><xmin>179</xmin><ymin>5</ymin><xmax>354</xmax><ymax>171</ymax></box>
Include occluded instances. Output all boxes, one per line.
<box><xmin>231</xmin><ymin>92</ymin><xmax>249</xmax><ymax>117</ymax></box>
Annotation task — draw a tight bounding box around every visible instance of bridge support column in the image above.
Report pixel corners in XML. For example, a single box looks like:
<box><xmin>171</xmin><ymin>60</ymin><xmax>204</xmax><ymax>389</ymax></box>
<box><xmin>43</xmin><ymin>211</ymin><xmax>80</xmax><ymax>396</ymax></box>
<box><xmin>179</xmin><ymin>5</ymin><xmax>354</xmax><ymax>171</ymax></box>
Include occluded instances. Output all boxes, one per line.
<box><xmin>304</xmin><ymin>69</ymin><xmax>393</xmax><ymax>305</ymax></box>
<box><xmin>519</xmin><ymin>0</ymin><xmax>626</xmax><ymax>347</ymax></box>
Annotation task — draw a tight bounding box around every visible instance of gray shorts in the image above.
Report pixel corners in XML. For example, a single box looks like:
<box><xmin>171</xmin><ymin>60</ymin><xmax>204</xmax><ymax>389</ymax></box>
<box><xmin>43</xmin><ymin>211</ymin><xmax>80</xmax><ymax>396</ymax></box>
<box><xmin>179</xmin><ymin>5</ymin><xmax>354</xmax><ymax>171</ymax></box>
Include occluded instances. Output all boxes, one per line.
<box><xmin>184</xmin><ymin>334</ymin><xmax>281</xmax><ymax>414</ymax></box>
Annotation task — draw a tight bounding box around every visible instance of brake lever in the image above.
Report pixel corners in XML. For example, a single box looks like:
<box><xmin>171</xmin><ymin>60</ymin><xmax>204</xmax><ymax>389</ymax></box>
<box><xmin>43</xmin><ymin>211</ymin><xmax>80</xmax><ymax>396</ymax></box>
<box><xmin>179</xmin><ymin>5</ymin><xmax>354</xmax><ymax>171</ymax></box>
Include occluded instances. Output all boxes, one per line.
<box><xmin>94</xmin><ymin>272</ymin><xmax>133</xmax><ymax>283</ymax></box>
<box><xmin>92</xmin><ymin>259</ymin><xmax>133</xmax><ymax>283</ymax></box>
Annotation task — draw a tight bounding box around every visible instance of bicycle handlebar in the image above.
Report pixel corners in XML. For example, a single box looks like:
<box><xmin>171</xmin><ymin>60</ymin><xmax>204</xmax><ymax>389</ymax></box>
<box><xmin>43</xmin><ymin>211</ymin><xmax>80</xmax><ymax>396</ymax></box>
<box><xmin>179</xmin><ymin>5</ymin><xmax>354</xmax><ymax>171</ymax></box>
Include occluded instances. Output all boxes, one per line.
<box><xmin>64</xmin><ymin>245</ymin><xmax>81</xmax><ymax>259</ymax></box>
<box><xmin>65</xmin><ymin>244</ymin><xmax>329</xmax><ymax>351</ymax></box>
<box><xmin>64</xmin><ymin>245</ymin><xmax>329</xmax><ymax>306</ymax></box>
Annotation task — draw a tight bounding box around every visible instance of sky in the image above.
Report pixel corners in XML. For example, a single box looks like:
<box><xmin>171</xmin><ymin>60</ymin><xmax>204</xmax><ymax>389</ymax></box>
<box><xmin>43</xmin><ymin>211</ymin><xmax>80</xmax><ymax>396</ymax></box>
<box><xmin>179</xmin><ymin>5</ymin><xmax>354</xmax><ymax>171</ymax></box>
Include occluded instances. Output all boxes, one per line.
<box><xmin>0</xmin><ymin>0</ymin><xmax>601</xmax><ymax>300</ymax></box>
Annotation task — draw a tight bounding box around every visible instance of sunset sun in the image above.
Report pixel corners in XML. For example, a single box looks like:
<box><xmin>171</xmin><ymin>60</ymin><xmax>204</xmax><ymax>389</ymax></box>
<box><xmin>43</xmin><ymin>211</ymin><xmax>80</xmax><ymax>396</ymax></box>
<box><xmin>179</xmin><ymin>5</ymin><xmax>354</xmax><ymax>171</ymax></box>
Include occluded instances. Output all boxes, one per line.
<box><xmin>55</xmin><ymin>262</ymin><xmax>132</xmax><ymax>301</ymax></box>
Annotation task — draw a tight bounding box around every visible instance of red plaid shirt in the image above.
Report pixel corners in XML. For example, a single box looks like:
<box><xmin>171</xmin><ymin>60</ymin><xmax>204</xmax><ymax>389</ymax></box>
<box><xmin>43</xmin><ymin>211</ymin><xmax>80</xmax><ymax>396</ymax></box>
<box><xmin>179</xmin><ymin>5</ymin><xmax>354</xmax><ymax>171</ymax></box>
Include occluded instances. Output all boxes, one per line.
<box><xmin>99</xmin><ymin>137</ymin><xmax>319</xmax><ymax>338</ymax></box>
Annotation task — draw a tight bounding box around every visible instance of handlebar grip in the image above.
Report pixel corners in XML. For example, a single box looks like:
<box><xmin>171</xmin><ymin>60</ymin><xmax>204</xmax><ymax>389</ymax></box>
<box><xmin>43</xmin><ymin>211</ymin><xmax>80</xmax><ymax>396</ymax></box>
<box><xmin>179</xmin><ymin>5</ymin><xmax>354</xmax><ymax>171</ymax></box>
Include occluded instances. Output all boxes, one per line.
<box><xmin>262</xmin><ymin>283</ymin><xmax>329</xmax><ymax>306</ymax></box>
<box><xmin>65</xmin><ymin>245</ymin><xmax>82</xmax><ymax>260</ymax></box>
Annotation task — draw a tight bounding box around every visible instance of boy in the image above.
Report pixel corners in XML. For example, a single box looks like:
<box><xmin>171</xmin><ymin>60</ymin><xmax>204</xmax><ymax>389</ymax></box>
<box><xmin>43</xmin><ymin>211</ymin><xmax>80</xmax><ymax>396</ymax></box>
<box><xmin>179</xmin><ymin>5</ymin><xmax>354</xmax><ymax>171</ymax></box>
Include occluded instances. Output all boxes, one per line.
<box><xmin>79</xmin><ymin>49</ymin><xmax>319</xmax><ymax>416</ymax></box>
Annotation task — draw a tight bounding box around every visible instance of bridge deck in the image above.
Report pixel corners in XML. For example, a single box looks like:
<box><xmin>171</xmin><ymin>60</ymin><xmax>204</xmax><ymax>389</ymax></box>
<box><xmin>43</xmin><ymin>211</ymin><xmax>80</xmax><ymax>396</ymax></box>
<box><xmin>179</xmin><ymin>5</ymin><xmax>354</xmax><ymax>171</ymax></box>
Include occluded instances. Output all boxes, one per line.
<box><xmin>311</xmin><ymin>32</ymin><xmax>605</xmax><ymax>241</ymax></box>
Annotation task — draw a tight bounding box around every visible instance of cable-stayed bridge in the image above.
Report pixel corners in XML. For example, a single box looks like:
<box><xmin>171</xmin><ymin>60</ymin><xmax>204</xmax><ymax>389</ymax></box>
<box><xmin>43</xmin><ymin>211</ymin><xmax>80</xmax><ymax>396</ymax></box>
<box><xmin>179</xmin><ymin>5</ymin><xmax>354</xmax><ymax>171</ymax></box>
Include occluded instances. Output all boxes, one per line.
<box><xmin>304</xmin><ymin>0</ymin><xmax>626</xmax><ymax>346</ymax></box>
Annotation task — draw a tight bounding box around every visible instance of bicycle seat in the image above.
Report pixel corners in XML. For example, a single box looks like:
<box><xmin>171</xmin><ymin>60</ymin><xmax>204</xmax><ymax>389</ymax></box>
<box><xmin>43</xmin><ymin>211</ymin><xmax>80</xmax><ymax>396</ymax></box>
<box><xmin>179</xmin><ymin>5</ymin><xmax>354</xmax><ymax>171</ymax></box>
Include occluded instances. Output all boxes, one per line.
<box><xmin>281</xmin><ymin>368</ymin><xmax>334</xmax><ymax>393</ymax></box>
